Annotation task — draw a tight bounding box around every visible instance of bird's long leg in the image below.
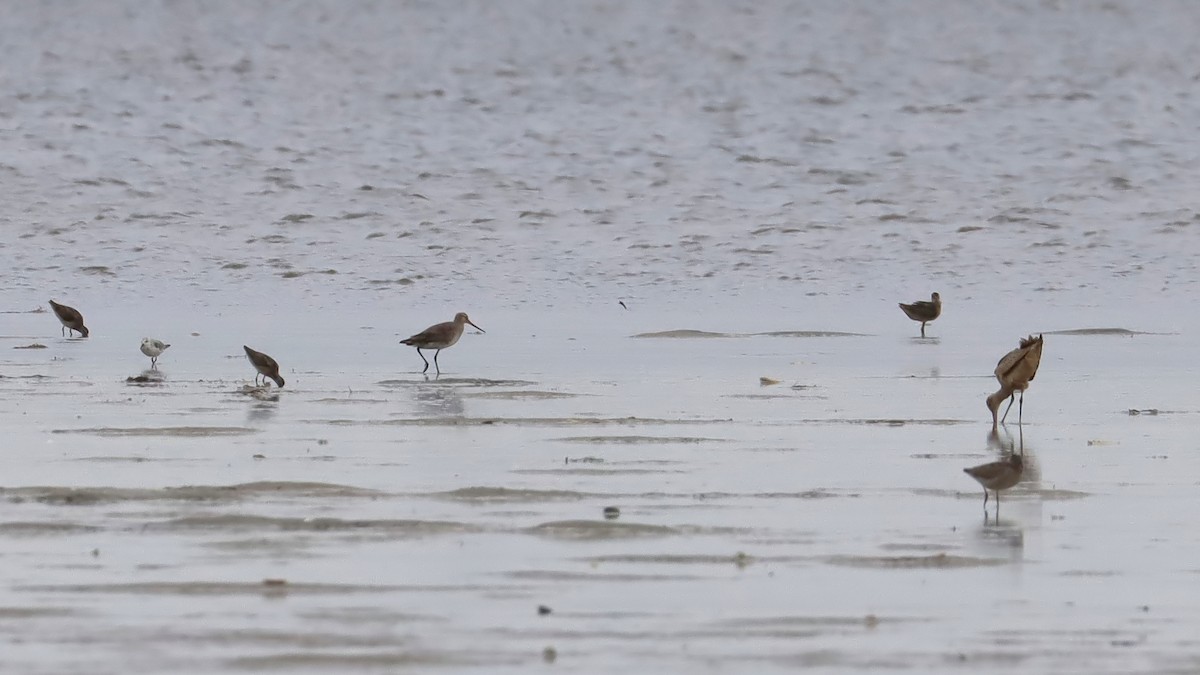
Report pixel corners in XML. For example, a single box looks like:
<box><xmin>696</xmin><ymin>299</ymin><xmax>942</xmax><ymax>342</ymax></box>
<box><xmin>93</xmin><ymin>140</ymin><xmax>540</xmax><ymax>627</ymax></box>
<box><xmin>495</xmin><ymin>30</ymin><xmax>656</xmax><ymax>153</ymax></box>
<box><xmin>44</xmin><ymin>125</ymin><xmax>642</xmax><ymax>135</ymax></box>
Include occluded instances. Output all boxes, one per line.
<box><xmin>151</xmin><ymin>357</ymin><xmax>157</xmax><ymax>369</ymax></box>
<box><xmin>433</xmin><ymin>349</ymin><xmax>442</xmax><ymax>375</ymax></box>
<box><xmin>982</xmin><ymin>490</ymin><xmax>989</xmax><ymax>511</ymax></box>
<box><xmin>920</xmin><ymin>322</ymin><xmax>926</xmax><ymax>337</ymax></box>
<box><xmin>1000</xmin><ymin>394</ymin><xmax>1016</xmax><ymax>423</ymax></box>
<box><xmin>1018</xmin><ymin>390</ymin><xmax>1024</xmax><ymax>425</ymax></box>
<box><xmin>416</xmin><ymin>348</ymin><xmax>430</xmax><ymax>374</ymax></box>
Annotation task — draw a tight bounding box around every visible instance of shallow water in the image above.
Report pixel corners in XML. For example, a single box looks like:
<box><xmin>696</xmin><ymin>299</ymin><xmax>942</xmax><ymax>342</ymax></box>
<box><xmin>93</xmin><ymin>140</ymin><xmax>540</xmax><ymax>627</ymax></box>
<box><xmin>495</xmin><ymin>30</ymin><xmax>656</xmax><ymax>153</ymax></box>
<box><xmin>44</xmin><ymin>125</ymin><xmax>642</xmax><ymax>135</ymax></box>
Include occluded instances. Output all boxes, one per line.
<box><xmin>4</xmin><ymin>1</ymin><xmax>1200</xmax><ymax>673</ymax></box>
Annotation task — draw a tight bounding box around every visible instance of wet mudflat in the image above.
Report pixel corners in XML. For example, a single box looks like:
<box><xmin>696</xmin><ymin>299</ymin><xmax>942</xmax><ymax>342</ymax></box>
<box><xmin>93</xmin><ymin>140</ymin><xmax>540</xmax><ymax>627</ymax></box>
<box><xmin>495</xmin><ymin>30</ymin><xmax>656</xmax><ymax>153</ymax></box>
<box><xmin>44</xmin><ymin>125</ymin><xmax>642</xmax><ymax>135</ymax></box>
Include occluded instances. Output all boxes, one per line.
<box><xmin>5</xmin><ymin>0</ymin><xmax>1200</xmax><ymax>671</ymax></box>
<box><xmin>3</xmin><ymin>307</ymin><xmax>1199</xmax><ymax>674</ymax></box>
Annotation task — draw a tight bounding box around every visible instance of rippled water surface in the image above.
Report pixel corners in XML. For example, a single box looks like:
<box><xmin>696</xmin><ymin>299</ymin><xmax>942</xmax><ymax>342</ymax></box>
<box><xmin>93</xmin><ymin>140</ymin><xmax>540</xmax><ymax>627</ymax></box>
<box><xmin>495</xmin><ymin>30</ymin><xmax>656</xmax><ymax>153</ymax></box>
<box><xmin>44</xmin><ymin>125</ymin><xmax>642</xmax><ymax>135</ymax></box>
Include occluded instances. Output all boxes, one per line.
<box><xmin>3</xmin><ymin>1</ymin><xmax>1200</xmax><ymax>673</ymax></box>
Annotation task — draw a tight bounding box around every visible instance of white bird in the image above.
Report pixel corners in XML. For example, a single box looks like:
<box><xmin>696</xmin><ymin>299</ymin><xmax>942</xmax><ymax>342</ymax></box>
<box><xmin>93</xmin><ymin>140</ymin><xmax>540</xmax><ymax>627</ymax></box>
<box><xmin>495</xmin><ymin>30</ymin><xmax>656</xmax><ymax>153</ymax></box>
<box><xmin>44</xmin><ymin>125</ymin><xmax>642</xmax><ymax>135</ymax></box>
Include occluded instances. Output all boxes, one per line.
<box><xmin>140</xmin><ymin>338</ymin><xmax>171</xmax><ymax>369</ymax></box>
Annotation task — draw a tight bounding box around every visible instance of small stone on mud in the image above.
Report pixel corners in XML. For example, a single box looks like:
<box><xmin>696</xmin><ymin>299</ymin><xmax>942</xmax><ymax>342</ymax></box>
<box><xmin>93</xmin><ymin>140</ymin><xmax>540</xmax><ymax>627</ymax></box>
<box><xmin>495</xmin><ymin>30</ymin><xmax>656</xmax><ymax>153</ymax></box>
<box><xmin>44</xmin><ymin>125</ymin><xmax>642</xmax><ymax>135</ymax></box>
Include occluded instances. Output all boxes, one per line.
<box><xmin>759</xmin><ymin>376</ymin><xmax>781</xmax><ymax>386</ymax></box>
<box><xmin>603</xmin><ymin>506</ymin><xmax>620</xmax><ymax>520</ymax></box>
<box><xmin>538</xmin><ymin>605</ymin><xmax>552</xmax><ymax>615</ymax></box>
<box><xmin>542</xmin><ymin>646</ymin><xmax>557</xmax><ymax>663</ymax></box>
<box><xmin>565</xmin><ymin>456</ymin><xmax>605</xmax><ymax>464</ymax></box>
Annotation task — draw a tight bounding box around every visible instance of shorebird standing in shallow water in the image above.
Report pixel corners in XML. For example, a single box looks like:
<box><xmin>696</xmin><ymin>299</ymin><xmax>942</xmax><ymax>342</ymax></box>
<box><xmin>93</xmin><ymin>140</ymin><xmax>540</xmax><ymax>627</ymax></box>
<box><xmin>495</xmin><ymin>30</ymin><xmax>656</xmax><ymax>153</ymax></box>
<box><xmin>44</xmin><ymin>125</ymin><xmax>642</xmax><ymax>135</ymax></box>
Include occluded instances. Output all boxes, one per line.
<box><xmin>963</xmin><ymin>451</ymin><xmax>1024</xmax><ymax>514</ymax></box>
<box><xmin>400</xmin><ymin>312</ymin><xmax>485</xmax><ymax>375</ymax></box>
<box><xmin>986</xmin><ymin>334</ymin><xmax>1043</xmax><ymax>432</ymax></box>
<box><xmin>898</xmin><ymin>292</ymin><xmax>941</xmax><ymax>337</ymax></box>
<box><xmin>140</xmin><ymin>338</ymin><xmax>170</xmax><ymax>369</ymax></box>
<box><xmin>243</xmin><ymin>345</ymin><xmax>285</xmax><ymax>388</ymax></box>
<box><xmin>48</xmin><ymin>300</ymin><xmax>89</xmax><ymax>337</ymax></box>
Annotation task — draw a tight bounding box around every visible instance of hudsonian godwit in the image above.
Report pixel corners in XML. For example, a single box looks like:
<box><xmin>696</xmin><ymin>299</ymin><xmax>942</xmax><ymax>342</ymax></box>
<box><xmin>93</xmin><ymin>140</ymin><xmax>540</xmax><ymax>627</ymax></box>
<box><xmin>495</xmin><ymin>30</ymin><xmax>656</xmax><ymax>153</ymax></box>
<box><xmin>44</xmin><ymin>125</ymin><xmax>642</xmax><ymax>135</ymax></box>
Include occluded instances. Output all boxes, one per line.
<box><xmin>49</xmin><ymin>300</ymin><xmax>88</xmax><ymax>337</ymax></box>
<box><xmin>963</xmin><ymin>452</ymin><xmax>1024</xmax><ymax>514</ymax></box>
<box><xmin>244</xmin><ymin>345</ymin><xmax>285</xmax><ymax>387</ymax></box>
<box><xmin>400</xmin><ymin>312</ymin><xmax>484</xmax><ymax>375</ymax></box>
<box><xmin>898</xmin><ymin>292</ymin><xmax>941</xmax><ymax>337</ymax></box>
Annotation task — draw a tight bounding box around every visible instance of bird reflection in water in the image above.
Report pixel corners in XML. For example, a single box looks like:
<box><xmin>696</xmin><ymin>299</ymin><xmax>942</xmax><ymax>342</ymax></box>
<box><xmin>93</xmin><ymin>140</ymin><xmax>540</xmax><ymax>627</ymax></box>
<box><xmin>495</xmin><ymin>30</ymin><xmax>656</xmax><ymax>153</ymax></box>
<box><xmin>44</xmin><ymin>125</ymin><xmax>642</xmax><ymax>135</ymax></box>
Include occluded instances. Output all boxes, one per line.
<box><xmin>413</xmin><ymin>382</ymin><xmax>466</xmax><ymax>418</ymax></box>
<box><xmin>246</xmin><ymin>401</ymin><xmax>277</xmax><ymax>424</ymax></box>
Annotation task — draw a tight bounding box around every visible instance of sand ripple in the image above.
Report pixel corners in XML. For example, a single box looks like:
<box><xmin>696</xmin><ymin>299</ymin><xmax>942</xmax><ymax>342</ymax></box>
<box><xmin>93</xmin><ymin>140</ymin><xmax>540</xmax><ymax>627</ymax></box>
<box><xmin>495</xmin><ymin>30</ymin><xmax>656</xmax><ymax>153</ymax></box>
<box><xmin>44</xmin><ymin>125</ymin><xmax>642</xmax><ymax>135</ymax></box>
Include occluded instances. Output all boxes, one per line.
<box><xmin>0</xmin><ymin>482</ymin><xmax>381</xmax><ymax>505</ymax></box>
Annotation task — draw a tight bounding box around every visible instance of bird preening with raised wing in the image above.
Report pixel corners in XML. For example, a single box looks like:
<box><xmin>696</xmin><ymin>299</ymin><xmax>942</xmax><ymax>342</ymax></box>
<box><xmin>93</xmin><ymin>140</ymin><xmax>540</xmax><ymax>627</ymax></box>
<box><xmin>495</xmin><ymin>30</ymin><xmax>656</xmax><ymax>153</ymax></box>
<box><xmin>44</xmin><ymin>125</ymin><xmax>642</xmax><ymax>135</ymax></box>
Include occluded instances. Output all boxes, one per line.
<box><xmin>899</xmin><ymin>292</ymin><xmax>941</xmax><ymax>337</ymax></box>
<box><xmin>49</xmin><ymin>300</ymin><xmax>89</xmax><ymax>338</ymax></box>
<box><xmin>986</xmin><ymin>334</ymin><xmax>1043</xmax><ymax>432</ymax></box>
<box><xmin>400</xmin><ymin>312</ymin><xmax>484</xmax><ymax>375</ymax></box>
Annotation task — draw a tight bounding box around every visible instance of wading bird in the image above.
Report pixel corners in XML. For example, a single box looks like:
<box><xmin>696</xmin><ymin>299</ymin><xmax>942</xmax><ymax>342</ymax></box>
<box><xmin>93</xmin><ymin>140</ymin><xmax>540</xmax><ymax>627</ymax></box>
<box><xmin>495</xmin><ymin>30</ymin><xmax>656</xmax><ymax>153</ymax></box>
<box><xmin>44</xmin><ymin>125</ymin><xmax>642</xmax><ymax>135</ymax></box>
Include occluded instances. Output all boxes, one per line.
<box><xmin>963</xmin><ymin>452</ymin><xmax>1024</xmax><ymax>514</ymax></box>
<box><xmin>400</xmin><ymin>312</ymin><xmax>484</xmax><ymax>375</ymax></box>
<box><xmin>140</xmin><ymin>338</ymin><xmax>170</xmax><ymax>369</ymax></box>
<box><xmin>49</xmin><ymin>300</ymin><xmax>89</xmax><ymax>337</ymax></box>
<box><xmin>243</xmin><ymin>345</ymin><xmax>285</xmax><ymax>388</ymax></box>
<box><xmin>986</xmin><ymin>334</ymin><xmax>1043</xmax><ymax>432</ymax></box>
<box><xmin>898</xmin><ymin>292</ymin><xmax>941</xmax><ymax>337</ymax></box>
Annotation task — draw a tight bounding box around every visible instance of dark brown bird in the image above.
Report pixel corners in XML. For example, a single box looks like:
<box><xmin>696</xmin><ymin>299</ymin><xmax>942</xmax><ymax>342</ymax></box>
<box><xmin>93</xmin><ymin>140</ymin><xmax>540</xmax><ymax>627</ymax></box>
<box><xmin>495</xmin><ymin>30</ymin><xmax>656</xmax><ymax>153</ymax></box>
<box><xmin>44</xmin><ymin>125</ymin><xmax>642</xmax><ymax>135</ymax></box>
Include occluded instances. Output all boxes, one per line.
<box><xmin>49</xmin><ymin>300</ymin><xmax>89</xmax><ymax>337</ymax></box>
<box><xmin>898</xmin><ymin>292</ymin><xmax>941</xmax><ymax>337</ymax></box>
<box><xmin>963</xmin><ymin>452</ymin><xmax>1024</xmax><ymax>512</ymax></box>
<box><xmin>243</xmin><ymin>345</ymin><xmax>285</xmax><ymax>388</ymax></box>
<box><xmin>400</xmin><ymin>312</ymin><xmax>484</xmax><ymax>375</ymax></box>
<box><xmin>986</xmin><ymin>334</ymin><xmax>1043</xmax><ymax>432</ymax></box>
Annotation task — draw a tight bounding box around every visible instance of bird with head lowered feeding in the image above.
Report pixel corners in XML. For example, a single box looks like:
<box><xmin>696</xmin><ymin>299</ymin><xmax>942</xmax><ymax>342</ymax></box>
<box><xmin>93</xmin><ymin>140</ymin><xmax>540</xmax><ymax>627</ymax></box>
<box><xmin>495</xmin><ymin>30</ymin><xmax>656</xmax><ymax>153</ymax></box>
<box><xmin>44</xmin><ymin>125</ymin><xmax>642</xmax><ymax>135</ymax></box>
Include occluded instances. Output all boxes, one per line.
<box><xmin>49</xmin><ymin>300</ymin><xmax>89</xmax><ymax>337</ymax></box>
<box><xmin>243</xmin><ymin>345</ymin><xmax>285</xmax><ymax>388</ymax></box>
<box><xmin>986</xmin><ymin>334</ymin><xmax>1043</xmax><ymax>432</ymax></box>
